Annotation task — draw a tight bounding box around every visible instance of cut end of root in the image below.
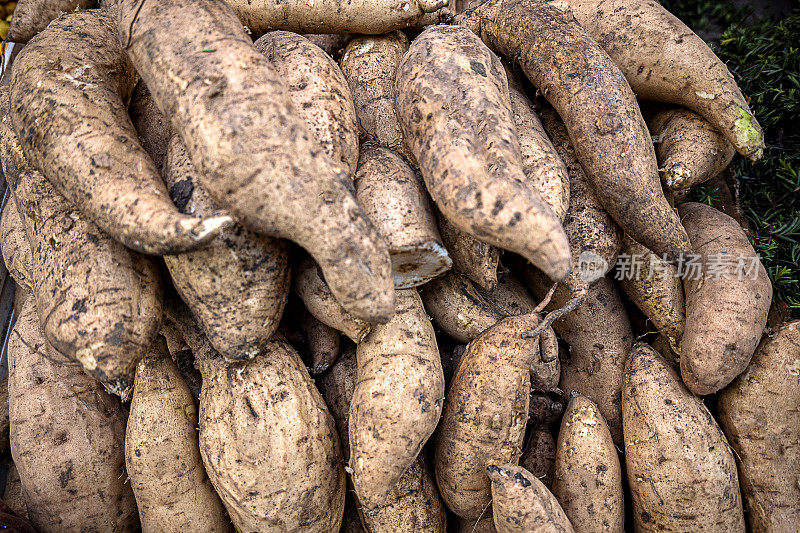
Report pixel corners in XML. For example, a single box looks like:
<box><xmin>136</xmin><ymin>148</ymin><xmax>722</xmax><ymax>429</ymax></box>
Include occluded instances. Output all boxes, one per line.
<box><xmin>391</xmin><ymin>241</ymin><xmax>453</xmax><ymax>289</ymax></box>
<box><xmin>662</xmin><ymin>164</ymin><xmax>692</xmax><ymax>190</ymax></box>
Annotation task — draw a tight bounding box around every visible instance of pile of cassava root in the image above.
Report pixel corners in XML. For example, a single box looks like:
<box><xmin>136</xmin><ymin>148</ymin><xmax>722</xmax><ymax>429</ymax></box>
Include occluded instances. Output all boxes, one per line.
<box><xmin>0</xmin><ymin>0</ymin><xmax>795</xmax><ymax>531</ymax></box>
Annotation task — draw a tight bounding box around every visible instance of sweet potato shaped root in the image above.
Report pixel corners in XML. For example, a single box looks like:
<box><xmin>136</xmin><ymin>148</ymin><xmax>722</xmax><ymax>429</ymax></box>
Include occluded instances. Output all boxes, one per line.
<box><xmin>117</xmin><ymin>0</ymin><xmax>393</xmax><ymax>323</ymax></box>
<box><xmin>226</xmin><ymin>0</ymin><xmax>447</xmax><ymax>35</ymax></box>
<box><xmin>126</xmin><ymin>336</ymin><xmax>232</xmax><ymax>532</ymax></box>
<box><xmin>8</xmin><ymin>299</ymin><xmax>138</xmax><ymax>532</ymax></box>
<box><xmin>562</xmin><ymin>0</ymin><xmax>764</xmax><ymax>160</ymax></box>
<box><xmin>618</xmin><ymin>238</ymin><xmax>685</xmax><ymax>354</ymax></box>
<box><xmin>163</xmin><ymin>136</ymin><xmax>290</xmax><ymax>361</ymax></box>
<box><xmin>536</xmin><ymin>106</ymin><xmax>622</xmax><ymax>293</ymax></box>
<box><xmin>552</xmin><ymin>396</ymin><xmax>624</xmax><ymax>533</ymax></box>
<box><xmin>181</xmin><ymin>316</ymin><xmax>345</xmax><ymax>532</ymax></box>
<box><xmin>350</xmin><ymin>289</ymin><xmax>445</xmax><ymax>513</ymax></box>
<box><xmin>253</xmin><ymin>31</ymin><xmax>359</xmax><ymax>176</ymax></box>
<box><xmin>295</xmin><ymin>254</ymin><xmax>371</xmax><ymax>343</ymax></box>
<box><xmin>437</xmin><ymin>212</ymin><xmax>501</xmax><ymax>291</ymax></box>
<box><xmin>10</xmin><ymin>10</ymin><xmax>230</xmax><ymax>255</ymax></box>
<box><xmin>6</xmin><ymin>0</ymin><xmax>95</xmax><ymax>43</ymax></box>
<box><xmin>340</xmin><ymin>32</ymin><xmax>415</xmax><ymax>163</ymax></box>
<box><xmin>0</xmin><ymin>86</ymin><xmax>163</xmax><ymax>395</ymax></box>
<box><xmin>718</xmin><ymin>320</ymin><xmax>800</xmax><ymax>533</ymax></box>
<box><xmin>488</xmin><ymin>464</ymin><xmax>574</xmax><ymax>533</ymax></box>
<box><xmin>319</xmin><ymin>346</ymin><xmax>447</xmax><ymax>532</ymax></box>
<box><xmin>679</xmin><ymin>202</ymin><xmax>772</xmax><ymax>395</ymax></box>
<box><xmin>457</xmin><ymin>0</ymin><xmax>690</xmax><ymax>261</ymax></box>
<box><xmin>0</xmin><ymin>201</ymin><xmax>33</xmax><ymax>292</ymax></box>
<box><xmin>435</xmin><ymin>313</ymin><xmax>559</xmax><ymax>519</ymax></box>
<box><xmin>623</xmin><ymin>343</ymin><xmax>745</xmax><ymax>532</ymax></box>
<box><xmin>522</xmin><ymin>274</ymin><xmax>630</xmax><ymax>445</ymax></box>
<box><xmin>396</xmin><ymin>25</ymin><xmax>571</xmax><ymax>281</ymax></box>
<box><xmin>645</xmin><ymin>105</ymin><xmax>735</xmax><ymax>190</ymax></box>
<box><xmin>506</xmin><ymin>75</ymin><xmax>569</xmax><ymax>221</ymax></box>
<box><xmin>354</xmin><ymin>145</ymin><xmax>451</xmax><ymax>288</ymax></box>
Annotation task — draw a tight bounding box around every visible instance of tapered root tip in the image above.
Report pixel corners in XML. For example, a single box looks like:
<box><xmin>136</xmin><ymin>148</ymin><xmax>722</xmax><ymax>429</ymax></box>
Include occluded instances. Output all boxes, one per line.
<box><xmin>185</xmin><ymin>215</ymin><xmax>234</xmax><ymax>242</ymax></box>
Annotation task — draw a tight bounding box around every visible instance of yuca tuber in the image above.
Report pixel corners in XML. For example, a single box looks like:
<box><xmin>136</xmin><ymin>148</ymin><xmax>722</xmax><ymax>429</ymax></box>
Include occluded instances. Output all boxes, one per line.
<box><xmin>396</xmin><ymin>25</ymin><xmax>571</xmax><ymax>281</ymax></box>
<box><xmin>6</xmin><ymin>0</ymin><xmax>95</xmax><ymax>43</ymax></box>
<box><xmin>487</xmin><ymin>463</ymin><xmax>575</xmax><ymax>533</ymax></box>
<box><xmin>623</xmin><ymin>343</ymin><xmax>745</xmax><ymax>532</ymax></box>
<box><xmin>560</xmin><ymin>0</ymin><xmax>764</xmax><ymax>160</ymax></box>
<box><xmin>349</xmin><ymin>289</ymin><xmax>444</xmax><ymax>513</ymax></box>
<box><xmin>0</xmin><ymin>85</ymin><xmax>163</xmax><ymax>394</ymax></box>
<box><xmin>457</xmin><ymin>0</ymin><xmax>690</xmax><ymax>260</ymax></box>
<box><xmin>8</xmin><ymin>298</ymin><xmax>138</xmax><ymax>532</ymax></box>
<box><xmin>0</xmin><ymin>201</ymin><xmax>33</xmax><ymax>292</ymax></box>
<box><xmin>437</xmin><ymin>211</ymin><xmax>501</xmax><ymax>291</ymax></box>
<box><xmin>718</xmin><ymin>320</ymin><xmax>800</xmax><ymax>533</ymax></box>
<box><xmin>679</xmin><ymin>202</ymin><xmax>771</xmax><ymax>395</ymax></box>
<box><xmin>9</xmin><ymin>10</ymin><xmax>230</xmax><ymax>255</ymax></box>
<box><xmin>225</xmin><ymin>0</ymin><xmax>447</xmax><ymax>35</ymax></box>
<box><xmin>129</xmin><ymin>79</ymin><xmax>171</xmax><ymax>171</ymax></box>
<box><xmin>536</xmin><ymin>105</ymin><xmax>622</xmax><ymax>293</ymax></box>
<box><xmin>644</xmin><ymin>105</ymin><xmax>735</xmax><ymax>190</ymax></box>
<box><xmin>125</xmin><ymin>336</ymin><xmax>232</xmax><ymax>533</ymax></box>
<box><xmin>617</xmin><ymin>237</ymin><xmax>684</xmax><ymax>354</ymax></box>
<box><xmin>169</xmin><ymin>304</ymin><xmax>346</xmax><ymax>533</ymax></box>
<box><xmin>340</xmin><ymin>32</ymin><xmax>415</xmax><ymax>163</ymax></box>
<box><xmin>434</xmin><ymin>313</ymin><xmax>559</xmax><ymax>519</ymax></box>
<box><xmin>354</xmin><ymin>145</ymin><xmax>451</xmax><ymax>288</ymax></box>
<box><xmin>253</xmin><ymin>31</ymin><xmax>359</xmax><ymax>176</ymax></box>
<box><xmin>118</xmin><ymin>0</ymin><xmax>394</xmax><ymax>323</ymax></box>
<box><xmin>318</xmin><ymin>344</ymin><xmax>447</xmax><ymax>532</ymax></box>
<box><xmin>163</xmin><ymin>135</ymin><xmax>290</xmax><ymax>361</ymax></box>
<box><xmin>505</xmin><ymin>70</ymin><xmax>569</xmax><ymax>221</ymax></box>
<box><xmin>552</xmin><ymin>396</ymin><xmax>624</xmax><ymax>533</ymax></box>
<box><xmin>519</xmin><ymin>428</ymin><xmax>556</xmax><ymax>488</ymax></box>
<box><xmin>299</xmin><ymin>307</ymin><xmax>341</xmax><ymax>375</ymax></box>
<box><xmin>521</xmin><ymin>273</ymin><xmax>630</xmax><ymax>445</ymax></box>
<box><xmin>294</xmin><ymin>254</ymin><xmax>371</xmax><ymax>343</ymax></box>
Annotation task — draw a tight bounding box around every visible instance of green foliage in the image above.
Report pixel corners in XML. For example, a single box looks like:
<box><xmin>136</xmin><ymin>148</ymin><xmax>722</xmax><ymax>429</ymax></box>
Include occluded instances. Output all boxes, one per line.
<box><xmin>662</xmin><ymin>2</ymin><xmax>800</xmax><ymax>313</ymax></box>
<box><xmin>717</xmin><ymin>15</ymin><xmax>800</xmax><ymax>311</ymax></box>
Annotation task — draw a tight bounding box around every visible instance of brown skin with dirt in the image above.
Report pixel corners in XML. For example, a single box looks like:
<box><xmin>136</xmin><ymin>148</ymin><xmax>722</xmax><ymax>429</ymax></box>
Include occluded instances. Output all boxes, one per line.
<box><xmin>116</xmin><ymin>0</ymin><xmax>393</xmax><ymax>323</ymax></box>
<box><xmin>10</xmin><ymin>10</ymin><xmax>230</xmax><ymax>255</ymax></box>
<box><xmin>0</xmin><ymin>199</ymin><xmax>33</xmax><ymax>293</ymax></box>
<box><xmin>6</xmin><ymin>0</ymin><xmax>96</xmax><ymax>43</ymax></box>
<box><xmin>520</xmin><ymin>428</ymin><xmax>557</xmax><ymax>489</ymax></box>
<box><xmin>436</xmin><ymin>211</ymin><xmax>501</xmax><ymax>292</ymax></box>
<box><xmin>225</xmin><ymin>0</ymin><xmax>447</xmax><ymax>35</ymax></box>
<box><xmin>354</xmin><ymin>145</ymin><xmax>451</xmax><ymax>288</ymax></box>
<box><xmin>718</xmin><ymin>320</ymin><xmax>800</xmax><ymax>533</ymax></box>
<box><xmin>623</xmin><ymin>343</ymin><xmax>745</xmax><ymax>532</ymax></box>
<box><xmin>396</xmin><ymin>25</ymin><xmax>571</xmax><ymax>282</ymax></box>
<box><xmin>350</xmin><ymin>289</ymin><xmax>444</xmax><ymax>513</ymax></box>
<box><xmin>560</xmin><ymin>0</ymin><xmax>764</xmax><ymax>160</ymax></box>
<box><xmin>457</xmin><ymin>0</ymin><xmax>690</xmax><ymax>261</ymax></box>
<box><xmin>552</xmin><ymin>396</ymin><xmax>624</xmax><ymax>533</ymax></box>
<box><xmin>0</xmin><ymin>84</ymin><xmax>163</xmax><ymax>395</ymax></box>
<box><xmin>253</xmin><ymin>31</ymin><xmax>359</xmax><ymax>177</ymax></box>
<box><xmin>163</xmin><ymin>135</ymin><xmax>290</xmax><ymax>361</ymax></box>
<box><xmin>167</xmin><ymin>301</ymin><xmax>346</xmax><ymax>533</ymax></box>
<box><xmin>129</xmin><ymin>79</ymin><xmax>171</xmax><ymax>170</ymax></box>
<box><xmin>8</xmin><ymin>298</ymin><xmax>138</xmax><ymax>532</ymax></box>
<box><xmin>300</xmin><ymin>308</ymin><xmax>341</xmax><ymax>375</ymax></box>
<box><xmin>294</xmin><ymin>254</ymin><xmax>372</xmax><ymax>343</ymax></box>
<box><xmin>434</xmin><ymin>312</ymin><xmax>559</xmax><ymax>520</ymax></box>
<box><xmin>679</xmin><ymin>202</ymin><xmax>772</xmax><ymax>395</ymax></box>
<box><xmin>488</xmin><ymin>463</ymin><xmax>574</xmax><ymax>533</ymax></box>
<box><xmin>125</xmin><ymin>336</ymin><xmax>232</xmax><ymax>533</ymax></box>
<box><xmin>644</xmin><ymin>105</ymin><xmax>735</xmax><ymax>190</ymax></box>
<box><xmin>340</xmin><ymin>32</ymin><xmax>415</xmax><ymax>163</ymax></box>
